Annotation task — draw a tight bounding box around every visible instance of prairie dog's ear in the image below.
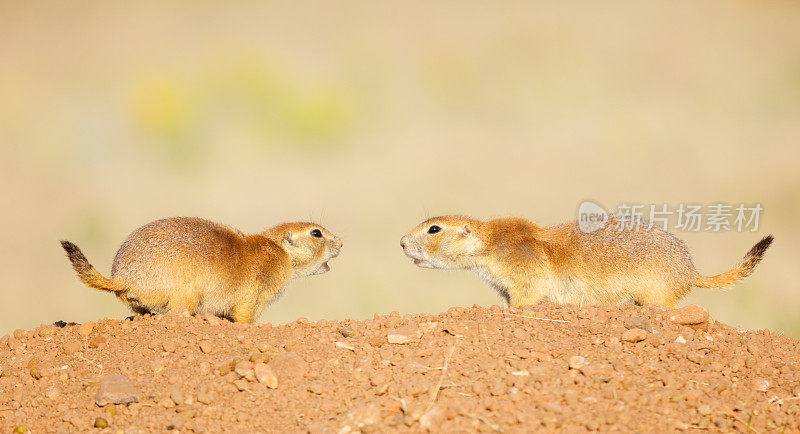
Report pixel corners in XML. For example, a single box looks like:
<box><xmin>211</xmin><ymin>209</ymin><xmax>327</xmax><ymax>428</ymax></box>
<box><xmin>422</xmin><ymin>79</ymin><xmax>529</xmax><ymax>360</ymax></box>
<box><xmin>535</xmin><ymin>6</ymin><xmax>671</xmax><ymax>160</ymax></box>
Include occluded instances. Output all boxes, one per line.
<box><xmin>283</xmin><ymin>230</ymin><xmax>298</xmax><ymax>246</ymax></box>
<box><xmin>461</xmin><ymin>224</ymin><xmax>471</xmax><ymax>236</ymax></box>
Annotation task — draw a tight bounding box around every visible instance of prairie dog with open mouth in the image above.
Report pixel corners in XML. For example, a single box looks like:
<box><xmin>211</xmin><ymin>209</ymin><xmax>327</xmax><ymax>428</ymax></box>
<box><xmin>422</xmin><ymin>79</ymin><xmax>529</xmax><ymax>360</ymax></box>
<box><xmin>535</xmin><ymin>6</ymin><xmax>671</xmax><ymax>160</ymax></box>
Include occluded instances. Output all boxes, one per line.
<box><xmin>62</xmin><ymin>217</ymin><xmax>342</xmax><ymax>323</ymax></box>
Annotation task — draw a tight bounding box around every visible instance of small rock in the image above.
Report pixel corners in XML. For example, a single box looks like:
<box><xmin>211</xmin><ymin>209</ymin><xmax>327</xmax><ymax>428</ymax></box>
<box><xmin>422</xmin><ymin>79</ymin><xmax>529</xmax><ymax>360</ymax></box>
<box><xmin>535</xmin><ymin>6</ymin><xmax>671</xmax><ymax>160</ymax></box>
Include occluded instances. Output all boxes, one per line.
<box><xmin>624</xmin><ymin>316</ymin><xmax>652</xmax><ymax>332</ymax></box>
<box><xmin>249</xmin><ymin>352</ymin><xmax>269</xmax><ymax>363</ymax></box>
<box><xmin>162</xmin><ymin>341</ymin><xmax>177</xmax><ymax>353</ymax></box>
<box><xmin>668</xmin><ymin>305</ymin><xmax>709</xmax><ymax>325</ymax></box>
<box><xmin>568</xmin><ymin>356</ymin><xmax>590</xmax><ymax>370</ymax></box>
<box><xmin>234</xmin><ymin>360</ymin><xmax>255</xmax><ymax>381</ymax></box>
<box><xmin>419</xmin><ymin>406</ymin><xmax>445</xmax><ymax>431</ymax></box>
<box><xmin>199</xmin><ymin>341</ymin><xmax>214</xmax><ymax>354</ymax></box>
<box><xmin>698</xmin><ymin>405</ymin><xmax>713</xmax><ymax>416</ymax></box>
<box><xmin>63</xmin><ymin>341</ymin><xmax>82</xmax><ymax>355</ymax></box>
<box><xmin>621</xmin><ymin>328</ymin><xmax>648</xmax><ymax>343</ymax></box>
<box><xmin>93</xmin><ymin>417</ymin><xmax>108</xmax><ymax>428</ymax></box>
<box><xmin>196</xmin><ymin>389</ymin><xmax>214</xmax><ymax>404</ymax></box>
<box><xmin>269</xmin><ymin>352</ymin><xmax>308</xmax><ymax>381</ymax></box>
<box><xmin>175</xmin><ymin>404</ymin><xmax>194</xmax><ymax>413</ymax></box>
<box><xmin>335</xmin><ymin>341</ymin><xmax>355</xmax><ymax>351</ymax></box>
<box><xmin>38</xmin><ymin>327</ymin><xmax>56</xmax><ymax>338</ymax></box>
<box><xmin>95</xmin><ymin>374</ymin><xmax>141</xmax><ymax>406</ymax></box>
<box><xmin>387</xmin><ymin>334</ymin><xmax>413</xmax><ymax>344</ymax></box>
<box><xmin>346</xmin><ymin>404</ymin><xmax>381</xmax><ymax>428</ymax></box>
<box><xmin>45</xmin><ymin>386</ymin><xmax>60</xmax><ymax>399</ymax></box>
<box><xmin>78</xmin><ymin>322</ymin><xmax>94</xmax><ymax>336</ymax></box>
<box><xmin>687</xmin><ymin>351</ymin><xmax>705</xmax><ymax>365</ymax></box>
<box><xmin>215</xmin><ymin>358</ymin><xmax>236</xmax><ymax>375</ymax></box>
<box><xmin>88</xmin><ymin>336</ymin><xmax>106</xmax><ymax>348</ymax></box>
<box><xmin>28</xmin><ymin>359</ymin><xmax>42</xmax><ymax>379</ymax></box>
<box><xmin>675</xmin><ymin>335</ymin><xmax>687</xmax><ymax>344</ymax></box>
<box><xmin>339</xmin><ymin>325</ymin><xmax>355</xmax><ymax>338</ymax></box>
<box><xmin>754</xmin><ymin>378</ymin><xmax>770</xmax><ymax>392</ymax></box>
<box><xmin>158</xmin><ymin>397</ymin><xmax>176</xmax><ymax>408</ymax></box>
<box><xmin>367</xmin><ymin>334</ymin><xmax>385</xmax><ymax>348</ymax></box>
<box><xmin>233</xmin><ymin>379</ymin><xmax>249</xmax><ymax>391</ymax></box>
<box><xmin>254</xmin><ymin>363</ymin><xmax>278</xmax><ymax>388</ymax></box>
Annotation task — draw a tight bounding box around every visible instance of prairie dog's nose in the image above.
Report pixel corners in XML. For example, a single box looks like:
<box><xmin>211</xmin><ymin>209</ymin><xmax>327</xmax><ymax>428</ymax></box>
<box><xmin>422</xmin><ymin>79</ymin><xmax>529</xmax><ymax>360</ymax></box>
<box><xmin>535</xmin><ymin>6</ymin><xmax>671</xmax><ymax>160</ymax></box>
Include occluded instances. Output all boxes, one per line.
<box><xmin>400</xmin><ymin>236</ymin><xmax>407</xmax><ymax>249</ymax></box>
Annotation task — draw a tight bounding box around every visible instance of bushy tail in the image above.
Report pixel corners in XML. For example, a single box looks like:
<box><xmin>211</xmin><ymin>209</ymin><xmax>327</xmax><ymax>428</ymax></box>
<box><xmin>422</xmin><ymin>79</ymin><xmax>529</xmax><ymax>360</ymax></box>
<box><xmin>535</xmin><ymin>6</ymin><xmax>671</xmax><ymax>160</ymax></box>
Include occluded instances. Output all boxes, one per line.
<box><xmin>60</xmin><ymin>240</ymin><xmax>127</xmax><ymax>293</ymax></box>
<box><xmin>694</xmin><ymin>235</ymin><xmax>774</xmax><ymax>288</ymax></box>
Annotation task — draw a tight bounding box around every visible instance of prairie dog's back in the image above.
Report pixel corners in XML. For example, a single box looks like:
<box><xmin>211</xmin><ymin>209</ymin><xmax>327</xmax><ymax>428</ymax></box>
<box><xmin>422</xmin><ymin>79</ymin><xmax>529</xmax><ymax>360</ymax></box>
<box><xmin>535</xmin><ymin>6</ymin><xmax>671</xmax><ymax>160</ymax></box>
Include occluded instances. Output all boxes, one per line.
<box><xmin>111</xmin><ymin>217</ymin><xmax>248</xmax><ymax>286</ymax></box>
<box><xmin>548</xmin><ymin>217</ymin><xmax>695</xmax><ymax>282</ymax></box>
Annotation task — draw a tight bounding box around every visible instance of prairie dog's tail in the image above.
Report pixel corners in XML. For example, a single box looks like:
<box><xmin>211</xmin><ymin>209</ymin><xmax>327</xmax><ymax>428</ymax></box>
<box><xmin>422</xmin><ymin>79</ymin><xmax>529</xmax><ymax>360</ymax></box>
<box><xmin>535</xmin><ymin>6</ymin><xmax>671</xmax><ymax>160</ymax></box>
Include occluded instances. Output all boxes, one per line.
<box><xmin>60</xmin><ymin>240</ymin><xmax>127</xmax><ymax>293</ymax></box>
<box><xmin>694</xmin><ymin>235</ymin><xmax>774</xmax><ymax>288</ymax></box>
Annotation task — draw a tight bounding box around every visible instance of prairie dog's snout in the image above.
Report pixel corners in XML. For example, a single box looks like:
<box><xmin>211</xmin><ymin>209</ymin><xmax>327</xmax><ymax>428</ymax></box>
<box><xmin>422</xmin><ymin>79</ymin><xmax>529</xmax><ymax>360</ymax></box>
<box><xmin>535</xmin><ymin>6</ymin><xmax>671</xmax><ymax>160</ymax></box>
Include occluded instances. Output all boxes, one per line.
<box><xmin>401</xmin><ymin>217</ymin><xmax>481</xmax><ymax>270</ymax></box>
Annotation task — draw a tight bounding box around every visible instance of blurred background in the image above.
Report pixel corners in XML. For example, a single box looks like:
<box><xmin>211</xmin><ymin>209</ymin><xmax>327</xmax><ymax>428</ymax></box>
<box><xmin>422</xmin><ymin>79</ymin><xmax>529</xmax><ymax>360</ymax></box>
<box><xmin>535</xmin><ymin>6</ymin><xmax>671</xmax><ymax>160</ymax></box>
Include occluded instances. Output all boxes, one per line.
<box><xmin>2</xmin><ymin>0</ymin><xmax>799</xmax><ymax>337</ymax></box>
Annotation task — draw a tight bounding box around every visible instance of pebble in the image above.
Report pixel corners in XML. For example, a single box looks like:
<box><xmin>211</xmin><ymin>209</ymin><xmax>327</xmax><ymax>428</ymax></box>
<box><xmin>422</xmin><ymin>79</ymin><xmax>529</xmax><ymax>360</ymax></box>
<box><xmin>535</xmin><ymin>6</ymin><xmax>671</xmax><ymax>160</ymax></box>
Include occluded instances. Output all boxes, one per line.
<box><xmin>44</xmin><ymin>386</ymin><xmax>60</xmax><ymax>399</ymax></box>
<box><xmin>269</xmin><ymin>352</ymin><xmax>308</xmax><ymax>381</ymax></box>
<box><xmin>568</xmin><ymin>356</ymin><xmax>590</xmax><ymax>370</ymax></box>
<box><xmin>345</xmin><ymin>404</ymin><xmax>381</xmax><ymax>428</ymax></box>
<box><xmin>254</xmin><ymin>363</ymin><xmax>278</xmax><ymax>388</ymax></box>
<box><xmin>624</xmin><ymin>316</ymin><xmax>651</xmax><ymax>331</ymax></box>
<box><xmin>338</xmin><ymin>325</ymin><xmax>355</xmax><ymax>338</ymax></box>
<box><xmin>233</xmin><ymin>379</ymin><xmax>249</xmax><ymax>391</ymax></box>
<box><xmin>158</xmin><ymin>397</ymin><xmax>176</xmax><ymax>408</ymax></box>
<box><xmin>249</xmin><ymin>352</ymin><xmax>269</xmax><ymax>363</ymax></box>
<box><xmin>199</xmin><ymin>341</ymin><xmax>214</xmax><ymax>354</ymax></box>
<box><xmin>387</xmin><ymin>334</ymin><xmax>413</xmax><ymax>344</ymax></box>
<box><xmin>687</xmin><ymin>351</ymin><xmax>705</xmax><ymax>365</ymax></box>
<box><xmin>95</xmin><ymin>374</ymin><xmax>141</xmax><ymax>406</ymax></box>
<box><xmin>234</xmin><ymin>360</ymin><xmax>255</xmax><ymax>381</ymax></box>
<box><xmin>94</xmin><ymin>417</ymin><xmax>108</xmax><ymax>428</ymax></box>
<box><xmin>697</xmin><ymin>405</ymin><xmax>712</xmax><ymax>416</ymax></box>
<box><xmin>196</xmin><ymin>389</ymin><xmax>214</xmax><ymax>405</ymax></box>
<box><xmin>420</xmin><ymin>406</ymin><xmax>445</xmax><ymax>431</ymax></box>
<box><xmin>335</xmin><ymin>341</ymin><xmax>356</xmax><ymax>351</ymax></box>
<box><xmin>63</xmin><ymin>341</ymin><xmax>82</xmax><ymax>355</ymax></box>
<box><xmin>754</xmin><ymin>378</ymin><xmax>770</xmax><ymax>392</ymax></box>
<box><xmin>77</xmin><ymin>322</ymin><xmax>94</xmax><ymax>336</ymax></box>
<box><xmin>38</xmin><ymin>327</ymin><xmax>56</xmax><ymax>338</ymax></box>
<box><xmin>162</xmin><ymin>341</ymin><xmax>177</xmax><ymax>353</ymax></box>
<box><xmin>668</xmin><ymin>305</ymin><xmax>709</xmax><ymax>325</ymax></box>
<box><xmin>88</xmin><ymin>336</ymin><xmax>106</xmax><ymax>348</ymax></box>
<box><xmin>621</xmin><ymin>328</ymin><xmax>648</xmax><ymax>343</ymax></box>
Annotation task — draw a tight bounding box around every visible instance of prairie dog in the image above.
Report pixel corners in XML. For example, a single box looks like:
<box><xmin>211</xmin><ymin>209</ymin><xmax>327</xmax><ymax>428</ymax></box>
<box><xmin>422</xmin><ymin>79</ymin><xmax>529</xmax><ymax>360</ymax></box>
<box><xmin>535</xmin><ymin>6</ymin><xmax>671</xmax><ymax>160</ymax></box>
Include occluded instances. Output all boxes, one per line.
<box><xmin>400</xmin><ymin>215</ymin><xmax>773</xmax><ymax>308</ymax></box>
<box><xmin>61</xmin><ymin>217</ymin><xmax>343</xmax><ymax>323</ymax></box>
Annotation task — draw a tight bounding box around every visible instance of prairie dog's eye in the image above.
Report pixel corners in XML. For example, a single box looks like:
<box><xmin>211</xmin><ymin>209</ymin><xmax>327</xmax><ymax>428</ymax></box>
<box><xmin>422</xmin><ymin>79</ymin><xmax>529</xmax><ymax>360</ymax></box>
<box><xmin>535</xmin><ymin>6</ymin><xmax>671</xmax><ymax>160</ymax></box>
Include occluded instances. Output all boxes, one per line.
<box><xmin>311</xmin><ymin>229</ymin><xmax>323</xmax><ymax>238</ymax></box>
<box><xmin>427</xmin><ymin>225</ymin><xmax>441</xmax><ymax>234</ymax></box>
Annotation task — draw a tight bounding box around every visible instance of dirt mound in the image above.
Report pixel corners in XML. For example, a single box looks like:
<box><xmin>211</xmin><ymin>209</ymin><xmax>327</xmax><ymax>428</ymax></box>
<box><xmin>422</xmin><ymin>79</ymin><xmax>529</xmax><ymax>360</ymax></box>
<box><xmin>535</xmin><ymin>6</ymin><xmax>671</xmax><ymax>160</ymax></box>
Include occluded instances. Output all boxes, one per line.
<box><xmin>1</xmin><ymin>304</ymin><xmax>799</xmax><ymax>432</ymax></box>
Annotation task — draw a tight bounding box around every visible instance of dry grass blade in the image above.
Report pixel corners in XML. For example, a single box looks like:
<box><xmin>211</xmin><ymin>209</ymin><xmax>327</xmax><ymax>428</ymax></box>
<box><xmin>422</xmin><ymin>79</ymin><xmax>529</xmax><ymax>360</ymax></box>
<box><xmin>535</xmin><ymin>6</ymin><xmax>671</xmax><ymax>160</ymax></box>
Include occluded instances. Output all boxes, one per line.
<box><xmin>426</xmin><ymin>344</ymin><xmax>457</xmax><ymax>414</ymax></box>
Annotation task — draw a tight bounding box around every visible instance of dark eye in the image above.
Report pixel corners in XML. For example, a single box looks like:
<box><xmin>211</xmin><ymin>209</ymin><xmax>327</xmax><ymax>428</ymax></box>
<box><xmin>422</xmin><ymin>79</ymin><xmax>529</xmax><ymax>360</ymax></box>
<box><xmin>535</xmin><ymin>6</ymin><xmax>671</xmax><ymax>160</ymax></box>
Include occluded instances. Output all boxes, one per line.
<box><xmin>311</xmin><ymin>229</ymin><xmax>322</xmax><ymax>238</ymax></box>
<box><xmin>427</xmin><ymin>225</ymin><xmax>441</xmax><ymax>234</ymax></box>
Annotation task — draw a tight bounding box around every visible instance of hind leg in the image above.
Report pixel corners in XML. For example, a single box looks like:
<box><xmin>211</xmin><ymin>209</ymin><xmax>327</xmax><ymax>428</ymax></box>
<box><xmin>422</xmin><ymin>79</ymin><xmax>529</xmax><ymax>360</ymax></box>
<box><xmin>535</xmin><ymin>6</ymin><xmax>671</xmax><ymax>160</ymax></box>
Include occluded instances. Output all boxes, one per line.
<box><xmin>165</xmin><ymin>286</ymin><xmax>202</xmax><ymax>315</ymax></box>
<box><xmin>231</xmin><ymin>303</ymin><xmax>258</xmax><ymax>323</ymax></box>
<box><xmin>636</xmin><ymin>284</ymin><xmax>682</xmax><ymax>308</ymax></box>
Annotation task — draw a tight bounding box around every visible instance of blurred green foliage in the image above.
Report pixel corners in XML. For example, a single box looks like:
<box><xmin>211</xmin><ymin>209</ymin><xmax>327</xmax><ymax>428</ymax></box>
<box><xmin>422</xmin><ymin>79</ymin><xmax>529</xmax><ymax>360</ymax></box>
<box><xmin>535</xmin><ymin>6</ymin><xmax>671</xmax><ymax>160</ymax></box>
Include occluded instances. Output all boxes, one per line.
<box><xmin>128</xmin><ymin>56</ymin><xmax>356</xmax><ymax>169</ymax></box>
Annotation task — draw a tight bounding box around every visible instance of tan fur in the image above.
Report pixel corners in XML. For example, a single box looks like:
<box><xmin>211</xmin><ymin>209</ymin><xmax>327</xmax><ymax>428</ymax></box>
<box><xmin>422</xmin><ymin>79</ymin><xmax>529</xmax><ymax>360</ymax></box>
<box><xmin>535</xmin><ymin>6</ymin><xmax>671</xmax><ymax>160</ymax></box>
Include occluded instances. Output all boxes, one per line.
<box><xmin>401</xmin><ymin>215</ymin><xmax>773</xmax><ymax>308</ymax></box>
<box><xmin>62</xmin><ymin>217</ymin><xmax>342</xmax><ymax>323</ymax></box>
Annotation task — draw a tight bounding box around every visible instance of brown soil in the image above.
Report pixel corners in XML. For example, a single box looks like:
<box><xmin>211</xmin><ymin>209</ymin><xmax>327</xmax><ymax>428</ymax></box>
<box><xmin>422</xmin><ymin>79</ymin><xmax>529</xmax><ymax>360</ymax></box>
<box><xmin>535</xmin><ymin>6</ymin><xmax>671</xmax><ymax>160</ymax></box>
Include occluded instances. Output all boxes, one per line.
<box><xmin>1</xmin><ymin>304</ymin><xmax>799</xmax><ymax>433</ymax></box>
